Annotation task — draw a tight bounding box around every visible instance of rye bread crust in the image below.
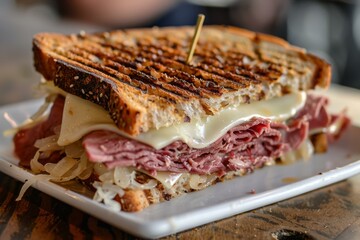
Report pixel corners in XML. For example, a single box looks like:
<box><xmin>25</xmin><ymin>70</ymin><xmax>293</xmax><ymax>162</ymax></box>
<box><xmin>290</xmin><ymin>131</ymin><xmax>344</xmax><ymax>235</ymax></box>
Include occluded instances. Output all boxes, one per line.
<box><xmin>33</xmin><ymin>26</ymin><xmax>331</xmax><ymax>136</ymax></box>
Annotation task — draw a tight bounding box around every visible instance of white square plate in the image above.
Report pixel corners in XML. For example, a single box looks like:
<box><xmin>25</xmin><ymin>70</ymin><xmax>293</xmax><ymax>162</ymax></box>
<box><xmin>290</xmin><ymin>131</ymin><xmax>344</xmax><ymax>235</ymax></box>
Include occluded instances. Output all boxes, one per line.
<box><xmin>1</xmin><ymin>99</ymin><xmax>360</xmax><ymax>239</ymax></box>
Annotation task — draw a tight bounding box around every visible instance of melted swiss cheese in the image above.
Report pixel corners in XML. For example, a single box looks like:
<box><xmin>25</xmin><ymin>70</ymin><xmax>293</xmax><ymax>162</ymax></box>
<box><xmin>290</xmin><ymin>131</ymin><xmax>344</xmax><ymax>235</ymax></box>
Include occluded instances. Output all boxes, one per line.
<box><xmin>58</xmin><ymin>91</ymin><xmax>306</xmax><ymax>149</ymax></box>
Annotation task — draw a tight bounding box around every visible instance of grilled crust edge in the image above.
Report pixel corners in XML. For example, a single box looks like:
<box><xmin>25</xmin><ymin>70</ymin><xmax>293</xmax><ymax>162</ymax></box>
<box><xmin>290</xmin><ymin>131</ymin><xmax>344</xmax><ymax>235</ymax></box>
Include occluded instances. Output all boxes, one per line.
<box><xmin>33</xmin><ymin>34</ymin><xmax>145</xmax><ymax>135</ymax></box>
<box><xmin>33</xmin><ymin>26</ymin><xmax>331</xmax><ymax>136</ymax></box>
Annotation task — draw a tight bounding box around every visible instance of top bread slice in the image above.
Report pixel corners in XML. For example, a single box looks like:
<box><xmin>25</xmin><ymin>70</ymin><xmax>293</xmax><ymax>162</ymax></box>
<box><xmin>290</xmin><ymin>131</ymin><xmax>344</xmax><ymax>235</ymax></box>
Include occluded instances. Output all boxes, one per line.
<box><xmin>33</xmin><ymin>26</ymin><xmax>331</xmax><ymax>136</ymax></box>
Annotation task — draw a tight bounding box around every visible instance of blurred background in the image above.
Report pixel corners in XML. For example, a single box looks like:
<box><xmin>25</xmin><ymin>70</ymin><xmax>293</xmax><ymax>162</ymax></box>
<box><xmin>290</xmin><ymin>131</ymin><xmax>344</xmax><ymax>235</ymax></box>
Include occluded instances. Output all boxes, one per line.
<box><xmin>1</xmin><ymin>0</ymin><xmax>360</xmax><ymax>105</ymax></box>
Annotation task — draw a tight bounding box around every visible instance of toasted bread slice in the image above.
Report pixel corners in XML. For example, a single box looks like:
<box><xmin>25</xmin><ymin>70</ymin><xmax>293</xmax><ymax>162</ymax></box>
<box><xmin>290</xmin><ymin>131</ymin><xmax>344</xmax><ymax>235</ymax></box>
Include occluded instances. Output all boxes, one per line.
<box><xmin>33</xmin><ymin>26</ymin><xmax>331</xmax><ymax>135</ymax></box>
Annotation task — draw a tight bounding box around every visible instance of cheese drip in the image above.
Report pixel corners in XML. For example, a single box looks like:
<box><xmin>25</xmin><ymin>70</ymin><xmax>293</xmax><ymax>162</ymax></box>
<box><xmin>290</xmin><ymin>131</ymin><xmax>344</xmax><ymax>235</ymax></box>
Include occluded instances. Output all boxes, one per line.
<box><xmin>58</xmin><ymin>92</ymin><xmax>306</xmax><ymax>149</ymax></box>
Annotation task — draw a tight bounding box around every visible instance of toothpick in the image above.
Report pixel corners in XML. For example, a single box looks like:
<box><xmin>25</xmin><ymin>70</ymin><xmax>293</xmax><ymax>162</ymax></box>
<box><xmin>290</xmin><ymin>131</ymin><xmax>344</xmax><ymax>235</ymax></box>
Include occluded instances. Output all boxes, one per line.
<box><xmin>186</xmin><ymin>14</ymin><xmax>205</xmax><ymax>65</ymax></box>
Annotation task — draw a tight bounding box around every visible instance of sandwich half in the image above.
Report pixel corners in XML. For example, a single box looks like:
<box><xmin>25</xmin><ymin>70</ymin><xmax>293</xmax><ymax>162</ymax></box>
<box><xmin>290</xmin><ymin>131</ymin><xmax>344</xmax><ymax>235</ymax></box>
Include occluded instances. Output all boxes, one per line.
<box><xmin>13</xmin><ymin>26</ymin><xmax>349</xmax><ymax>212</ymax></box>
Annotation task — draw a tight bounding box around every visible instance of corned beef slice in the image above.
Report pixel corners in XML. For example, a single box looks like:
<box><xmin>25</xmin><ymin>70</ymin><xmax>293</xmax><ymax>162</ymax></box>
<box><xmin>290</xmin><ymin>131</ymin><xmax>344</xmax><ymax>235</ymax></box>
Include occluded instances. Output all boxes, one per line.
<box><xmin>14</xmin><ymin>94</ymin><xmax>345</xmax><ymax>175</ymax></box>
<box><xmin>82</xmin><ymin>95</ymin><xmax>329</xmax><ymax>175</ymax></box>
<box><xmin>14</xmin><ymin>96</ymin><xmax>65</xmax><ymax>167</ymax></box>
<box><xmin>295</xmin><ymin>94</ymin><xmax>331</xmax><ymax>129</ymax></box>
<box><xmin>83</xmin><ymin>117</ymin><xmax>309</xmax><ymax>175</ymax></box>
<box><xmin>83</xmin><ymin>119</ymin><xmax>294</xmax><ymax>175</ymax></box>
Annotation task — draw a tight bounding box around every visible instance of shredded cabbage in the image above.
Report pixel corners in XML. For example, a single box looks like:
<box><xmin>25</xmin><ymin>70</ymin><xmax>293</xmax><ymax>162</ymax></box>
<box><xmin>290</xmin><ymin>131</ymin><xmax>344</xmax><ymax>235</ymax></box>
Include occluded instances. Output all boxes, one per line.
<box><xmin>93</xmin><ymin>181</ymin><xmax>124</xmax><ymax>211</ymax></box>
<box><xmin>114</xmin><ymin>167</ymin><xmax>131</xmax><ymax>188</ymax></box>
<box><xmin>21</xmin><ymin>130</ymin><xmax>161</xmax><ymax>211</ymax></box>
<box><xmin>18</xmin><ymin>136</ymin><xmax>98</xmax><ymax>201</ymax></box>
<box><xmin>3</xmin><ymin>94</ymin><xmax>56</xmax><ymax>137</ymax></box>
<box><xmin>29</xmin><ymin>150</ymin><xmax>44</xmax><ymax>174</ymax></box>
<box><xmin>30</xmin><ymin>94</ymin><xmax>57</xmax><ymax>121</ymax></box>
<box><xmin>280</xmin><ymin>139</ymin><xmax>314</xmax><ymax>164</ymax></box>
<box><xmin>189</xmin><ymin>174</ymin><xmax>217</xmax><ymax>190</ymax></box>
<box><xmin>98</xmin><ymin>166</ymin><xmax>158</xmax><ymax>190</ymax></box>
<box><xmin>16</xmin><ymin>174</ymin><xmax>53</xmax><ymax>201</ymax></box>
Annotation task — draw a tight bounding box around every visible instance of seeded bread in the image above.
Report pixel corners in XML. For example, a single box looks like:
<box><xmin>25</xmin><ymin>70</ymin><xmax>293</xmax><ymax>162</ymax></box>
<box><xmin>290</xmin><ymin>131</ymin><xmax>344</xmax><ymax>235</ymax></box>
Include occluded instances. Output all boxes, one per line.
<box><xmin>33</xmin><ymin>26</ymin><xmax>331</xmax><ymax>136</ymax></box>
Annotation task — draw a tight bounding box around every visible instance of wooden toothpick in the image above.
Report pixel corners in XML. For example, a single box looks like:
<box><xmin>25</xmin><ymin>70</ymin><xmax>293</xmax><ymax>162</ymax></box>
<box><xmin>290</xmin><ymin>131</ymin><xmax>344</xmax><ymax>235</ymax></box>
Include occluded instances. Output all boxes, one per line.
<box><xmin>186</xmin><ymin>14</ymin><xmax>205</xmax><ymax>65</ymax></box>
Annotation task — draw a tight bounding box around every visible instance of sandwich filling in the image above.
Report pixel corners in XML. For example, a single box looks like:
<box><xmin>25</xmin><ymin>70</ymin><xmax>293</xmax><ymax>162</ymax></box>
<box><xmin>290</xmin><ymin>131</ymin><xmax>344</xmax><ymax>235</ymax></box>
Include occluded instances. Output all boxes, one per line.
<box><xmin>12</xmin><ymin>84</ymin><xmax>349</xmax><ymax>211</ymax></box>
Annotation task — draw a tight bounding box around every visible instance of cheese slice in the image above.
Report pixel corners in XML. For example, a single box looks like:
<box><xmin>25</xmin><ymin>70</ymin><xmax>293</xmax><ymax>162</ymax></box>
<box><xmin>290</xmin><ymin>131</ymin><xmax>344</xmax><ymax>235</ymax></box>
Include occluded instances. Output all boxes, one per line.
<box><xmin>58</xmin><ymin>91</ymin><xmax>306</xmax><ymax>149</ymax></box>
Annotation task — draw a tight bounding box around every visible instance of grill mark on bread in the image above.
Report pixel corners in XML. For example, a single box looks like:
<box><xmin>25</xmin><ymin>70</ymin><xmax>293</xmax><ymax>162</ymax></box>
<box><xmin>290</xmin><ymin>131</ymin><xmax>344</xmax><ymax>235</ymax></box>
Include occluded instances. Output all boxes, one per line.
<box><xmin>137</xmin><ymin>43</ymin><xmax>257</xmax><ymax>89</ymax></box>
<box><xmin>79</xmin><ymin>48</ymin><xmax>218</xmax><ymax>111</ymax></box>
<box><xmin>197</xmin><ymin>52</ymin><xmax>282</xmax><ymax>82</ymax></box>
<box><xmin>179</xmin><ymin>43</ymin><xmax>282</xmax><ymax>82</ymax></box>
<box><xmin>97</xmin><ymin>53</ymin><xmax>200</xmax><ymax>99</ymax></box>
<box><xmin>98</xmin><ymin>41</ymin><xmax>245</xmax><ymax>92</ymax></box>
<box><xmin>33</xmin><ymin>26</ymin><xmax>331</xmax><ymax>135</ymax></box>
<box><xmin>94</xmin><ymin>38</ymin><xmax>261</xmax><ymax>90</ymax></box>
<box><xmin>71</xmin><ymin>42</ymin><xmax>225</xmax><ymax>100</ymax></box>
<box><xmin>66</xmin><ymin>47</ymin><xmax>190</xmax><ymax>103</ymax></box>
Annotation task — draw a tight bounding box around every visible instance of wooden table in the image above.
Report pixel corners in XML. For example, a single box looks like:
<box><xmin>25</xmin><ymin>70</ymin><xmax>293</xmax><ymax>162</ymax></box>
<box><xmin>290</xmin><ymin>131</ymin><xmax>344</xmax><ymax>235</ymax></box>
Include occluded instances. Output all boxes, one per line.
<box><xmin>0</xmin><ymin>85</ymin><xmax>359</xmax><ymax>240</ymax></box>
